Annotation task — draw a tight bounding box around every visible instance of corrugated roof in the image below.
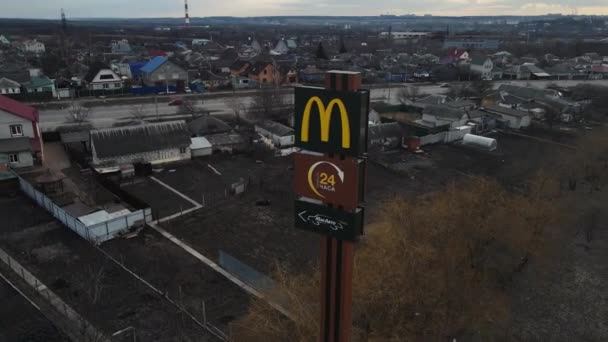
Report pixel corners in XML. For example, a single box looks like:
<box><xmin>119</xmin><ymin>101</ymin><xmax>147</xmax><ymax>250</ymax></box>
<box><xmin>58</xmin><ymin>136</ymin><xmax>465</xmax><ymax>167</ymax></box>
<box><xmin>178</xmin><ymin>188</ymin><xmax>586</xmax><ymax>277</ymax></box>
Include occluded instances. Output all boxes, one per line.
<box><xmin>0</xmin><ymin>95</ymin><xmax>38</xmax><ymax>122</ymax></box>
<box><xmin>0</xmin><ymin>137</ymin><xmax>31</xmax><ymax>153</ymax></box>
<box><xmin>91</xmin><ymin>121</ymin><xmax>191</xmax><ymax>159</ymax></box>
<box><xmin>188</xmin><ymin>116</ymin><xmax>232</xmax><ymax>136</ymax></box>
<box><xmin>140</xmin><ymin>56</ymin><xmax>168</xmax><ymax>74</ymax></box>
<box><xmin>256</xmin><ymin>120</ymin><xmax>294</xmax><ymax>137</ymax></box>
<box><xmin>424</xmin><ymin>104</ymin><xmax>466</xmax><ymax>120</ymax></box>
<box><xmin>482</xmin><ymin>104</ymin><xmax>529</xmax><ymax>118</ymax></box>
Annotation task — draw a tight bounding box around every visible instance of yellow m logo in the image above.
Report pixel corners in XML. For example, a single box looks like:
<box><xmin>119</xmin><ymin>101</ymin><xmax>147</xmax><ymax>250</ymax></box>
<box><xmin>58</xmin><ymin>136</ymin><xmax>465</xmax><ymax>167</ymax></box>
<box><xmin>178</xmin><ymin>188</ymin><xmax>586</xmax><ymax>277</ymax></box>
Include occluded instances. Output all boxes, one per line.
<box><xmin>300</xmin><ymin>96</ymin><xmax>351</xmax><ymax>149</ymax></box>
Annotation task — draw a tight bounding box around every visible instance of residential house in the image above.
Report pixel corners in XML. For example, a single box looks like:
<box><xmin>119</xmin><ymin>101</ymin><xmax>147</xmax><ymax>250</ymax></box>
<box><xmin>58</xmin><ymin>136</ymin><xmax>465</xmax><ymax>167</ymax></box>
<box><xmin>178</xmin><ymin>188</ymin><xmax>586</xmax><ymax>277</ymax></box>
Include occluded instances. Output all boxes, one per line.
<box><xmin>84</xmin><ymin>62</ymin><xmax>123</xmax><ymax>90</ymax></box>
<box><xmin>197</xmin><ymin>70</ymin><xmax>230</xmax><ymax>90</ymax></box>
<box><xmin>299</xmin><ymin>65</ymin><xmax>325</xmax><ymax>83</ymax></box>
<box><xmin>278</xmin><ymin>64</ymin><xmax>298</xmax><ymax>84</ymax></box>
<box><xmin>255</xmin><ymin>120</ymin><xmax>295</xmax><ymax>147</ymax></box>
<box><xmin>470</xmin><ymin>56</ymin><xmax>494</xmax><ymax>80</ymax></box>
<box><xmin>140</xmin><ymin>57</ymin><xmax>188</xmax><ymax>91</ymax></box>
<box><xmin>111</xmin><ymin>39</ymin><xmax>132</xmax><ymax>54</ymax></box>
<box><xmin>273</xmin><ymin>40</ymin><xmax>289</xmax><ymax>55</ymax></box>
<box><xmin>248</xmin><ymin>61</ymin><xmax>278</xmax><ymax>86</ymax></box>
<box><xmin>90</xmin><ymin>121</ymin><xmax>191</xmax><ymax>172</ymax></box>
<box><xmin>21</xmin><ymin>40</ymin><xmax>45</xmax><ymax>55</ymax></box>
<box><xmin>0</xmin><ymin>35</ymin><xmax>10</xmax><ymax>45</ymax></box>
<box><xmin>0</xmin><ymin>95</ymin><xmax>43</xmax><ymax>168</ymax></box>
<box><xmin>230</xmin><ymin>60</ymin><xmax>252</xmax><ymax>77</ymax></box>
<box><xmin>23</xmin><ymin>73</ymin><xmax>56</xmax><ymax>98</ymax></box>
<box><xmin>0</xmin><ymin>78</ymin><xmax>21</xmax><ymax>95</ymax></box>
<box><xmin>481</xmin><ymin>104</ymin><xmax>531</xmax><ymax>129</ymax></box>
<box><xmin>418</xmin><ymin>104</ymin><xmax>470</xmax><ymax>128</ymax></box>
<box><xmin>443</xmin><ymin>49</ymin><xmax>470</xmax><ymax>64</ymax></box>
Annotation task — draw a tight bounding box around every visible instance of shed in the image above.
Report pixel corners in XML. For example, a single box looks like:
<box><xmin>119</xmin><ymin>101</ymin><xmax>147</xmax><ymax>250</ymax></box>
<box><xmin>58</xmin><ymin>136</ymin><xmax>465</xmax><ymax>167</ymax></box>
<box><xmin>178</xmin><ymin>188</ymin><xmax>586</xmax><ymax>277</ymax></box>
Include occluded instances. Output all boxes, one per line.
<box><xmin>190</xmin><ymin>137</ymin><xmax>212</xmax><ymax>157</ymax></box>
<box><xmin>254</xmin><ymin>120</ymin><xmax>295</xmax><ymax>147</ymax></box>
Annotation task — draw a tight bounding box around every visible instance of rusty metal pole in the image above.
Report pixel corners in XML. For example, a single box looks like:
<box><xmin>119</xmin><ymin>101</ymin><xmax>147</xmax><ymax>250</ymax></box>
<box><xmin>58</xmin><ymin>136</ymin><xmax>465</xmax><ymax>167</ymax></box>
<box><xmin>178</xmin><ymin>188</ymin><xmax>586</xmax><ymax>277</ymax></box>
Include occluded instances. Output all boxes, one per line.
<box><xmin>319</xmin><ymin>71</ymin><xmax>362</xmax><ymax>342</ymax></box>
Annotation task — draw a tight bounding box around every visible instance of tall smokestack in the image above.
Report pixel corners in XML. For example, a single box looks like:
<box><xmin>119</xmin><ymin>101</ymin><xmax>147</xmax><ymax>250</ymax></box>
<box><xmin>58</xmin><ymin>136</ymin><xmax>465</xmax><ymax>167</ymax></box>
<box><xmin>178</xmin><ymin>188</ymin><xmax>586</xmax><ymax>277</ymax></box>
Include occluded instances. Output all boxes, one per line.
<box><xmin>184</xmin><ymin>0</ymin><xmax>190</xmax><ymax>28</ymax></box>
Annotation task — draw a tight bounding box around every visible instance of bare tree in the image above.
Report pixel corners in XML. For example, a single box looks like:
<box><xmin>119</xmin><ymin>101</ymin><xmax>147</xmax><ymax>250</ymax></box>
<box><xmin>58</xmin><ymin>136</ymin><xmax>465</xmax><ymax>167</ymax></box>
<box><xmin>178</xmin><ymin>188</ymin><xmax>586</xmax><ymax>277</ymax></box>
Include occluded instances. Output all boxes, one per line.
<box><xmin>448</xmin><ymin>84</ymin><xmax>468</xmax><ymax>99</ymax></box>
<box><xmin>226</xmin><ymin>95</ymin><xmax>245</xmax><ymax>124</ymax></box>
<box><xmin>83</xmin><ymin>264</ymin><xmax>106</xmax><ymax>305</ymax></box>
<box><xmin>178</xmin><ymin>100</ymin><xmax>205</xmax><ymax>119</ymax></box>
<box><xmin>398</xmin><ymin>86</ymin><xmax>421</xmax><ymax>105</ymax></box>
<box><xmin>129</xmin><ymin>104</ymin><xmax>148</xmax><ymax>123</ymax></box>
<box><xmin>66</xmin><ymin>102</ymin><xmax>92</xmax><ymax>125</ymax></box>
<box><xmin>250</xmin><ymin>87</ymin><xmax>286</xmax><ymax>121</ymax></box>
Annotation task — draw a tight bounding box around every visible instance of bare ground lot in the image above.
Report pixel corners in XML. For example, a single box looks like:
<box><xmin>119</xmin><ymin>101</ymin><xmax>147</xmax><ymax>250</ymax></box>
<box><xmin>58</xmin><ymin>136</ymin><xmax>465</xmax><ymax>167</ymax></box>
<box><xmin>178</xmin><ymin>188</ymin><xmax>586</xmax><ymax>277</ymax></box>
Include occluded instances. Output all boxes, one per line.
<box><xmin>0</xmin><ymin>192</ymin><xmax>241</xmax><ymax>341</ymax></box>
<box><xmin>121</xmin><ymin>177</ymin><xmax>197</xmax><ymax>217</ymax></box>
<box><xmin>0</xmin><ymin>275</ymin><xmax>69</xmax><ymax>342</ymax></box>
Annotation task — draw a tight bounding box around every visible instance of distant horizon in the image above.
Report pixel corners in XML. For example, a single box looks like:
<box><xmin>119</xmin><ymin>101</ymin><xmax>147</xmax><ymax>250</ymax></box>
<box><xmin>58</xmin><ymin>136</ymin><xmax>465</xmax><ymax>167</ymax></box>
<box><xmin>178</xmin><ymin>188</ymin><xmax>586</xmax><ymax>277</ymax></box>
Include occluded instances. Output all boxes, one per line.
<box><xmin>3</xmin><ymin>0</ymin><xmax>608</xmax><ymax>19</ymax></box>
<box><xmin>1</xmin><ymin>13</ymin><xmax>607</xmax><ymax>21</ymax></box>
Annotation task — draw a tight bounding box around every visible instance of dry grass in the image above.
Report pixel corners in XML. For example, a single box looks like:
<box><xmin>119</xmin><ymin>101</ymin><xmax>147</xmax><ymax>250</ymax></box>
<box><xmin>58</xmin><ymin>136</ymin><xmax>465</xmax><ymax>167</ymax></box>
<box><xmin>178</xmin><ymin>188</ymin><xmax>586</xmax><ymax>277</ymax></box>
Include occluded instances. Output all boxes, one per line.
<box><xmin>234</xmin><ymin>176</ymin><xmax>560</xmax><ymax>341</ymax></box>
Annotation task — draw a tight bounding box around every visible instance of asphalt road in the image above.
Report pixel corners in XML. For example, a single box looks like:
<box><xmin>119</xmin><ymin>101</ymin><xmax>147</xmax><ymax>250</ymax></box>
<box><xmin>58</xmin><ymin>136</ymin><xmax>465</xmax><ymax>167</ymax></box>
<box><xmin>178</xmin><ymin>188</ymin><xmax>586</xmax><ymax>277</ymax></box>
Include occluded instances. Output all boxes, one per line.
<box><xmin>39</xmin><ymin>79</ymin><xmax>608</xmax><ymax>131</ymax></box>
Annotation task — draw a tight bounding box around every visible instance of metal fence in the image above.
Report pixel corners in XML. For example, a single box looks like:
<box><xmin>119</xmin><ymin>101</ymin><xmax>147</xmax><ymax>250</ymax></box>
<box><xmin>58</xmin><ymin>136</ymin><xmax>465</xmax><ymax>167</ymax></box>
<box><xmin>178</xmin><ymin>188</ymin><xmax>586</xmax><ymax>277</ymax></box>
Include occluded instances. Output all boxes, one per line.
<box><xmin>0</xmin><ymin>247</ymin><xmax>110</xmax><ymax>342</ymax></box>
<box><xmin>17</xmin><ymin>175</ymin><xmax>152</xmax><ymax>245</ymax></box>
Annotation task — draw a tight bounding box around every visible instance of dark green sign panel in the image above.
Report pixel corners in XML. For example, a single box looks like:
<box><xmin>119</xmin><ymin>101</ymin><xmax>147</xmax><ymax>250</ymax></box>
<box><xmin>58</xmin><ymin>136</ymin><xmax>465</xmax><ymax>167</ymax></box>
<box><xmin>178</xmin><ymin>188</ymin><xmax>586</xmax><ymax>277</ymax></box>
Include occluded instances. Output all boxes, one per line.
<box><xmin>295</xmin><ymin>86</ymin><xmax>369</xmax><ymax>156</ymax></box>
<box><xmin>294</xmin><ymin>200</ymin><xmax>364</xmax><ymax>241</ymax></box>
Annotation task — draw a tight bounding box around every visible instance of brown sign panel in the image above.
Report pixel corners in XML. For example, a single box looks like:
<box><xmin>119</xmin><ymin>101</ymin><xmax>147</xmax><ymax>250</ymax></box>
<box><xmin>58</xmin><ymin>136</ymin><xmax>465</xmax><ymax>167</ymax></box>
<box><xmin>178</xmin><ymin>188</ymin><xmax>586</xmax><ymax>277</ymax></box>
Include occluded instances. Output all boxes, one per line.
<box><xmin>294</xmin><ymin>153</ymin><xmax>364</xmax><ymax>209</ymax></box>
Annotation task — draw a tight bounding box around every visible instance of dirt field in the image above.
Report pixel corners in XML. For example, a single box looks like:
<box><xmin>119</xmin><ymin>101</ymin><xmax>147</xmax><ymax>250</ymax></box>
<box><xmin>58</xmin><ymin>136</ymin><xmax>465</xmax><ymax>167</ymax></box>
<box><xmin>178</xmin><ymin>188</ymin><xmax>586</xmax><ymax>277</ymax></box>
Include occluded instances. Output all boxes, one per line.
<box><xmin>0</xmin><ymin>192</ymin><xmax>230</xmax><ymax>341</ymax></box>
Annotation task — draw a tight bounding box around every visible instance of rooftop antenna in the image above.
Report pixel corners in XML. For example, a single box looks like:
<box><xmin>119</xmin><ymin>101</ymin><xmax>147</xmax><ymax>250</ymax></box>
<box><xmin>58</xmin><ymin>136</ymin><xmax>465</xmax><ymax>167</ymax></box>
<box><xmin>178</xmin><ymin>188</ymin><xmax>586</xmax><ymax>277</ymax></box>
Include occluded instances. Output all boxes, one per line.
<box><xmin>184</xmin><ymin>0</ymin><xmax>190</xmax><ymax>28</ymax></box>
<box><xmin>61</xmin><ymin>8</ymin><xmax>67</xmax><ymax>33</ymax></box>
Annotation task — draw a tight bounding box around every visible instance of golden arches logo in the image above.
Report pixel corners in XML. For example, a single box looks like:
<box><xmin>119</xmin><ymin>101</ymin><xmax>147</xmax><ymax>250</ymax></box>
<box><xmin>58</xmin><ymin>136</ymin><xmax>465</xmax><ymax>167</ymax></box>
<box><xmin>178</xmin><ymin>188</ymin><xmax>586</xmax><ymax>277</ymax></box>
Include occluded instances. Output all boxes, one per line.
<box><xmin>300</xmin><ymin>96</ymin><xmax>351</xmax><ymax>149</ymax></box>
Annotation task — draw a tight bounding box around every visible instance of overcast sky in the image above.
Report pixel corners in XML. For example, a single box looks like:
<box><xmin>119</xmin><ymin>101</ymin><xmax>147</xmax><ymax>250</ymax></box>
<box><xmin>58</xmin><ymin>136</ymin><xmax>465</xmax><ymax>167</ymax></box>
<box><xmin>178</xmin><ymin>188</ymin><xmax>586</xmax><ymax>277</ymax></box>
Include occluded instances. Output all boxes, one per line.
<box><xmin>3</xmin><ymin>0</ymin><xmax>608</xmax><ymax>18</ymax></box>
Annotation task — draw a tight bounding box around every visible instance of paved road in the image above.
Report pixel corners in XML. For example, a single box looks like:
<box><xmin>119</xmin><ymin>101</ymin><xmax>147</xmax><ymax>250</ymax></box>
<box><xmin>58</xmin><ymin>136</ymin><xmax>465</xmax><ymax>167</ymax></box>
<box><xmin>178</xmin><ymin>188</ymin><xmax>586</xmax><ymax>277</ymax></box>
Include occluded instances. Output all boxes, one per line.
<box><xmin>39</xmin><ymin>79</ymin><xmax>608</xmax><ymax>131</ymax></box>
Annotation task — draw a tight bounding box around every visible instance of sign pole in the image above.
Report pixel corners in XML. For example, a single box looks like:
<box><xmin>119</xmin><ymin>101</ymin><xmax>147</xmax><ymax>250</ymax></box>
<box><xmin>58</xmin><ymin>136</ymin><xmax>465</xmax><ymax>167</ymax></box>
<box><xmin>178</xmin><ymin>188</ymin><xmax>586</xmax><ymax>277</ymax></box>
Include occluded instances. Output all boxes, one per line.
<box><xmin>293</xmin><ymin>70</ymin><xmax>368</xmax><ymax>342</ymax></box>
<box><xmin>319</xmin><ymin>71</ymin><xmax>361</xmax><ymax>342</ymax></box>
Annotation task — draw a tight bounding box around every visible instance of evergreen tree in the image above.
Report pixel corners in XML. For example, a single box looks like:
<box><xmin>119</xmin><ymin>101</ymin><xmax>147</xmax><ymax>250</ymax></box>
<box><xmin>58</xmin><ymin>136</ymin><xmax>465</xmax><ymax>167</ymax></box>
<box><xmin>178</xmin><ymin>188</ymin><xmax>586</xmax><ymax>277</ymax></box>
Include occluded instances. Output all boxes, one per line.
<box><xmin>316</xmin><ymin>42</ymin><xmax>328</xmax><ymax>60</ymax></box>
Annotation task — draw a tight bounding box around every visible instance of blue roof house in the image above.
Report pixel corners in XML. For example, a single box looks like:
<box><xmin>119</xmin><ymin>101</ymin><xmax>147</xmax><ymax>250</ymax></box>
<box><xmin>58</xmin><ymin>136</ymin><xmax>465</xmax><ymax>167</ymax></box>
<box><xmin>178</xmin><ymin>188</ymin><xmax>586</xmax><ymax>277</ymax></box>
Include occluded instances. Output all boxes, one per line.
<box><xmin>140</xmin><ymin>57</ymin><xmax>188</xmax><ymax>90</ymax></box>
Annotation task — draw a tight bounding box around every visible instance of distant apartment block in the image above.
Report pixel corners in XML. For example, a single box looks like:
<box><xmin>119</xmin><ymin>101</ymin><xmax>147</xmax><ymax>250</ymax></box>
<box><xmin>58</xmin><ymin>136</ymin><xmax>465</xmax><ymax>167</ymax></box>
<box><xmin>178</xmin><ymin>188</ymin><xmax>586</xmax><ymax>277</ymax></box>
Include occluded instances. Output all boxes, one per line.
<box><xmin>443</xmin><ymin>38</ymin><xmax>500</xmax><ymax>50</ymax></box>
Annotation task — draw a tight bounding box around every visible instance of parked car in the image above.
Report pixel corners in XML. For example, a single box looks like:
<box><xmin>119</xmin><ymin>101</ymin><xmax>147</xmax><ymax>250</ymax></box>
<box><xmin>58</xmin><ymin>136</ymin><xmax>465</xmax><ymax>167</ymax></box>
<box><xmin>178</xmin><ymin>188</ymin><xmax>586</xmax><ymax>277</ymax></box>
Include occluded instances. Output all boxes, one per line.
<box><xmin>168</xmin><ymin>98</ymin><xmax>184</xmax><ymax>106</ymax></box>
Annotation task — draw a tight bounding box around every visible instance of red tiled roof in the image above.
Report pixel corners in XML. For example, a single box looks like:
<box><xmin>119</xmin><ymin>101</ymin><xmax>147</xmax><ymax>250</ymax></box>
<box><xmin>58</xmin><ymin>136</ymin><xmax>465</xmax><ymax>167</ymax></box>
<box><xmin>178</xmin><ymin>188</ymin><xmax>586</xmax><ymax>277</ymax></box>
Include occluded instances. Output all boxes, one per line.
<box><xmin>591</xmin><ymin>65</ymin><xmax>608</xmax><ymax>73</ymax></box>
<box><xmin>0</xmin><ymin>95</ymin><xmax>38</xmax><ymax>122</ymax></box>
<box><xmin>149</xmin><ymin>50</ymin><xmax>168</xmax><ymax>57</ymax></box>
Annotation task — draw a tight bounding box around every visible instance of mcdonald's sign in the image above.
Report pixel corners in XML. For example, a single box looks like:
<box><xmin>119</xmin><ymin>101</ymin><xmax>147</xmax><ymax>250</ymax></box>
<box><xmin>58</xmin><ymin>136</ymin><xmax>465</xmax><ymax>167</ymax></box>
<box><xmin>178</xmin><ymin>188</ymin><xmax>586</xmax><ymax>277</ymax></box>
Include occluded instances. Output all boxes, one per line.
<box><xmin>295</xmin><ymin>86</ymin><xmax>369</xmax><ymax>156</ymax></box>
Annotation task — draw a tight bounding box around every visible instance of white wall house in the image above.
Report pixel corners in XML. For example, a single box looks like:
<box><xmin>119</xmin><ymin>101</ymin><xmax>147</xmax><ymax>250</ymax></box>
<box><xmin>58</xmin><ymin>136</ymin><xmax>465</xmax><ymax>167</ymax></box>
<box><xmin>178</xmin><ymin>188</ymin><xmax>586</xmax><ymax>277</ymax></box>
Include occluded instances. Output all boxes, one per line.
<box><xmin>85</xmin><ymin>63</ymin><xmax>123</xmax><ymax>90</ymax></box>
<box><xmin>470</xmin><ymin>57</ymin><xmax>494</xmax><ymax>80</ymax></box>
<box><xmin>0</xmin><ymin>78</ymin><xmax>21</xmax><ymax>95</ymax></box>
<box><xmin>0</xmin><ymin>96</ymin><xmax>43</xmax><ymax>168</ymax></box>
<box><xmin>22</xmin><ymin>40</ymin><xmax>45</xmax><ymax>54</ymax></box>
